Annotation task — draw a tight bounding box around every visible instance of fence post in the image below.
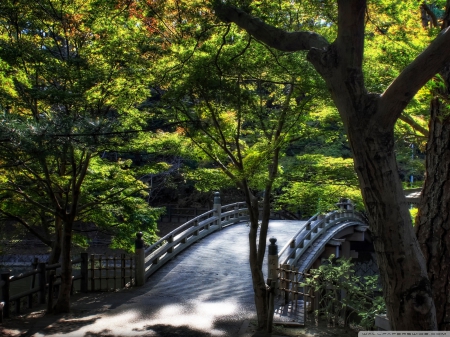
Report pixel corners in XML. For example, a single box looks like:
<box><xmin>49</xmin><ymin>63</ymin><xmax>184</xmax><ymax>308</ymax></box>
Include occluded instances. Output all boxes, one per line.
<box><xmin>213</xmin><ymin>192</ymin><xmax>222</xmax><ymax>229</ymax></box>
<box><xmin>282</xmin><ymin>264</ymin><xmax>291</xmax><ymax>304</ymax></box>
<box><xmin>47</xmin><ymin>270</ymin><xmax>55</xmax><ymax>313</ymax></box>
<box><xmin>268</xmin><ymin>237</ymin><xmax>278</xmax><ymax>295</ymax></box>
<box><xmin>38</xmin><ymin>263</ymin><xmax>46</xmax><ymax>304</ymax></box>
<box><xmin>135</xmin><ymin>232</ymin><xmax>145</xmax><ymax>286</ymax></box>
<box><xmin>80</xmin><ymin>253</ymin><xmax>88</xmax><ymax>293</ymax></box>
<box><xmin>1</xmin><ymin>272</ymin><xmax>10</xmax><ymax>319</ymax></box>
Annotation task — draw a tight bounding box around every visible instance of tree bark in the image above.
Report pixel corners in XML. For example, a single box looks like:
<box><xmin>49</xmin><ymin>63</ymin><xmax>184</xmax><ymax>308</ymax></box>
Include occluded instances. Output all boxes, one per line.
<box><xmin>348</xmin><ymin>113</ymin><xmax>436</xmax><ymax>330</ymax></box>
<box><xmin>48</xmin><ymin>216</ymin><xmax>62</xmax><ymax>265</ymax></box>
<box><xmin>416</xmin><ymin>64</ymin><xmax>450</xmax><ymax>330</ymax></box>
<box><xmin>53</xmin><ymin>150</ymin><xmax>90</xmax><ymax>313</ymax></box>
<box><xmin>416</xmin><ymin>3</ymin><xmax>450</xmax><ymax>328</ymax></box>
<box><xmin>244</xmin><ymin>183</ymin><xmax>268</xmax><ymax>330</ymax></box>
<box><xmin>53</xmin><ymin>218</ymin><xmax>73</xmax><ymax>314</ymax></box>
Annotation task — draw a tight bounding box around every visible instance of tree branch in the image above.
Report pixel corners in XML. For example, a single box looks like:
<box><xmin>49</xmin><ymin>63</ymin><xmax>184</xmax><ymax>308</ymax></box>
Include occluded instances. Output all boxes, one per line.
<box><xmin>213</xmin><ymin>2</ymin><xmax>329</xmax><ymax>52</ymax></box>
<box><xmin>379</xmin><ymin>26</ymin><xmax>450</xmax><ymax>129</ymax></box>
<box><xmin>336</xmin><ymin>0</ymin><xmax>366</xmax><ymax>71</ymax></box>
<box><xmin>398</xmin><ymin>113</ymin><xmax>429</xmax><ymax>137</ymax></box>
<box><xmin>0</xmin><ymin>209</ymin><xmax>53</xmax><ymax>246</ymax></box>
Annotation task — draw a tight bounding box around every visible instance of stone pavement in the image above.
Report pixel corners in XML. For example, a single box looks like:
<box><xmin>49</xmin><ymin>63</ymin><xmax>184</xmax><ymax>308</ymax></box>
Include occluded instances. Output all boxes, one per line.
<box><xmin>1</xmin><ymin>220</ymin><xmax>306</xmax><ymax>337</ymax></box>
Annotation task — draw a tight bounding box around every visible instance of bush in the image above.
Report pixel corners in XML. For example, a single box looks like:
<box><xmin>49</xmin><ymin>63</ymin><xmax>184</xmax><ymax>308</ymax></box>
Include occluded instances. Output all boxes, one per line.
<box><xmin>301</xmin><ymin>255</ymin><xmax>385</xmax><ymax>330</ymax></box>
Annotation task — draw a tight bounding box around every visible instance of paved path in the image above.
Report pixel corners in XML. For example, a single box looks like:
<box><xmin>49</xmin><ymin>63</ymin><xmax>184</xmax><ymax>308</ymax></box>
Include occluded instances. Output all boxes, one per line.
<box><xmin>1</xmin><ymin>220</ymin><xmax>306</xmax><ymax>337</ymax></box>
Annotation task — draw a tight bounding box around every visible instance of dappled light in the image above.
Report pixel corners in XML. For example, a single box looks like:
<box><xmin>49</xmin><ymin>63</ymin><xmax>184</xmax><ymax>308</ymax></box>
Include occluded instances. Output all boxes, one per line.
<box><xmin>29</xmin><ymin>300</ymin><xmax>239</xmax><ymax>337</ymax></box>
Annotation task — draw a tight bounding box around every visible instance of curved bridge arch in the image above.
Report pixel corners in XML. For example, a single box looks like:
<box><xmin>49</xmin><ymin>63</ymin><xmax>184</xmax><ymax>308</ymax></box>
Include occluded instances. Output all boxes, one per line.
<box><xmin>276</xmin><ymin>200</ymin><xmax>369</xmax><ymax>272</ymax></box>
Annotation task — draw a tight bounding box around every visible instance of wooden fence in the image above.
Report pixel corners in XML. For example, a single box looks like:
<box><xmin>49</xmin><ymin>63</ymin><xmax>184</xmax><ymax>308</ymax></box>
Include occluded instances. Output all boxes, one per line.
<box><xmin>0</xmin><ymin>253</ymin><xmax>134</xmax><ymax>320</ymax></box>
<box><xmin>266</xmin><ymin>264</ymin><xmax>315</xmax><ymax>332</ymax></box>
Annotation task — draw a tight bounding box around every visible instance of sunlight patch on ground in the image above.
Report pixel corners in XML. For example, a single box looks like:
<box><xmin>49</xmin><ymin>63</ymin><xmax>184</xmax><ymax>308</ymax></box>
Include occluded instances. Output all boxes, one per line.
<box><xmin>142</xmin><ymin>300</ymin><xmax>238</xmax><ymax>336</ymax></box>
<box><xmin>31</xmin><ymin>300</ymin><xmax>239</xmax><ymax>336</ymax></box>
<box><xmin>31</xmin><ymin>311</ymin><xmax>139</xmax><ymax>337</ymax></box>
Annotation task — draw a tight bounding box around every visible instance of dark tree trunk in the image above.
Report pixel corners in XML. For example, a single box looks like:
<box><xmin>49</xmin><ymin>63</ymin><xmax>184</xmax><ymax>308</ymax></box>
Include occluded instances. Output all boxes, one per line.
<box><xmin>48</xmin><ymin>216</ymin><xmax>62</xmax><ymax>265</ymax></box>
<box><xmin>416</xmin><ymin>65</ymin><xmax>450</xmax><ymax>330</ymax></box>
<box><xmin>347</xmin><ymin>113</ymin><xmax>436</xmax><ymax>330</ymax></box>
<box><xmin>51</xmin><ymin>151</ymin><xmax>89</xmax><ymax>313</ymax></box>
<box><xmin>245</xmin><ymin>186</ymin><xmax>268</xmax><ymax>330</ymax></box>
<box><xmin>416</xmin><ymin>3</ymin><xmax>450</xmax><ymax>329</ymax></box>
<box><xmin>53</xmin><ymin>219</ymin><xmax>73</xmax><ymax>314</ymax></box>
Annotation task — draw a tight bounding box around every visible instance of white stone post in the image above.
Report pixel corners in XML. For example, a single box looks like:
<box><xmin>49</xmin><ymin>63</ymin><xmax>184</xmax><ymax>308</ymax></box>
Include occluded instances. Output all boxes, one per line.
<box><xmin>213</xmin><ymin>191</ymin><xmax>222</xmax><ymax>229</ymax></box>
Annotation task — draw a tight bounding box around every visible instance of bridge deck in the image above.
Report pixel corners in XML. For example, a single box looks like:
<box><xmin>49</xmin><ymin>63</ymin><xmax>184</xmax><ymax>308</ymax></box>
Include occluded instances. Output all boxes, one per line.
<box><xmin>143</xmin><ymin>220</ymin><xmax>307</xmax><ymax>326</ymax></box>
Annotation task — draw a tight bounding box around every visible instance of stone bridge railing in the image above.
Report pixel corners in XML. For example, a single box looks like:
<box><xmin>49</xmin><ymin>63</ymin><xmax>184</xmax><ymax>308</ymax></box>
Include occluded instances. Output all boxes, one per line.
<box><xmin>134</xmin><ymin>192</ymin><xmax>249</xmax><ymax>284</ymax></box>
<box><xmin>268</xmin><ymin>198</ymin><xmax>368</xmax><ymax>281</ymax></box>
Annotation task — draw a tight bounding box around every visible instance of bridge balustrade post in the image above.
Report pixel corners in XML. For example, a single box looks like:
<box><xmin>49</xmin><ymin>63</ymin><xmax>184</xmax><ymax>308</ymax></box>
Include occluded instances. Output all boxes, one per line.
<box><xmin>213</xmin><ymin>192</ymin><xmax>222</xmax><ymax>229</ymax></box>
<box><xmin>268</xmin><ymin>237</ymin><xmax>279</xmax><ymax>295</ymax></box>
<box><xmin>336</xmin><ymin>198</ymin><xmax>354</xmax><ymax>214</ymax></box>
<box><xmin>135</xmin><ymin>232</ymin><xmax>145</xmax><ymax>287</ymax></box>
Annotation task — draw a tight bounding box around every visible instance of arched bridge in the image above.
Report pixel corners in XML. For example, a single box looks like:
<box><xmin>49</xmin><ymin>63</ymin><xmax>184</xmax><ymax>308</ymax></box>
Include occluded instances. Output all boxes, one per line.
<box><xmin>136</xmin><ymin>195</ymin><xmax>371</xmax><ymax>284</ymax></box>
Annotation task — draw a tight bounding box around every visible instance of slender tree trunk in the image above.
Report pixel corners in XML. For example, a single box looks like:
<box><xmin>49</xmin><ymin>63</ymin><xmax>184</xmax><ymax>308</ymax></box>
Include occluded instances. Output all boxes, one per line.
<box><xmin>48</xmin><ymin>216</ymin><xmax>62</xmax><ymax>265</ymax></box>
<box><xmin>53</xmin><ymin>218</ymin><xmax>73</xmax><ymax>313</ymax></box>
<box><xmin>52</xmin><ymin>150</ymin><xmax>89</xmax><ymax>313</ymax></box>
<box><xmin>244</xmin><ymin>185</ymin><xmax>268</xmax><ymax>330</ymax></box>
<box><xmin>416</xmin><ymin>65</ymin><xmax>450</xmax><ymax>329</ymax></box>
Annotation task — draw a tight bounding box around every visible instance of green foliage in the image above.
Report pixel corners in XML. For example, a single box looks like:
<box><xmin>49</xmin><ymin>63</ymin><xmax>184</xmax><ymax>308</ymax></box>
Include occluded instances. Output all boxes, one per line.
<box><xmin>409</xmin><ymin>207</ymin><xmax>419</xmax><ymax>225</ymax></box>
<box><xmin>302</xmin><ymin>255</ymin><xmax>386</xmax><ymax>330</ymax></box>
<box><xmin>276</xmin><ymin>155</ymin><xmax>363</xmax><ymax>216</ymax></box>
<box><xmin>0</xmin><ymin>0</ymin><xmax>168</xmax><ymax>253</ymax></box>
<box><xmin>78</xmin><ymin>156</ymin><xmax>164</xmax><ymax>251</ymax></box>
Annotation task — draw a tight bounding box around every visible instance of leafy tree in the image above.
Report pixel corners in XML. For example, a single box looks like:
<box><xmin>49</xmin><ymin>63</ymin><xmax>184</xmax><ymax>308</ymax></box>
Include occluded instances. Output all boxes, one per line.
<box><xmin>302</xmin><ymin>255</ymin><xmax>385</xmax><ymax>330</ymax></box>
<box><xmin>214</xmin><ymin>0</ymin><xmax>450</xmax><ymax>330</ymax></box>
<box><xmin>0</xmin><ymin>0</ymin><xmax>164</xmax><ymax>313</ymax></box>
<box><xmin>150</xmin><ymin>5</ymin><xmax>319</xmax><ymax>326</ymax></box>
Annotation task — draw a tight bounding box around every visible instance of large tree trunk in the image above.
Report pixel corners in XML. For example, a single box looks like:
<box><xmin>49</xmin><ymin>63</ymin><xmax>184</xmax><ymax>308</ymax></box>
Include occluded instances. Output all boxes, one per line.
<box><xmin>347</xmin><ymin>114</ymin><xmax>437</xmax><ymax>330</ymax></box>
<box><xmin>416</xmin><ymin>64</ymin><xmax>450</xmax><ymax>330</ymax></box>
<box><xmin>416</xmin><ymin>4</ymin><xmax>450</xmax><ymax>329</ymax></box>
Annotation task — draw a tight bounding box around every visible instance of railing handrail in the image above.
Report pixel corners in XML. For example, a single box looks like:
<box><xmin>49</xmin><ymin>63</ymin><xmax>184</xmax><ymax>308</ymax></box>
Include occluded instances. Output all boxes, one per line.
<box><xmin>144</xmin><ymin>209</ymin><xmax>215</xmax><ymax>255</ymax></box>
<box><xmin>279</xmin><ymin>208</ymin><xmax>364</xmax><ymax>267</ymax></box>
<box><xmin>143</xmin><ymin>201</ymin><xmax>249</xmax><ymax>279</ymax></box>
<box><xmin>277</xmin><ymin>212</ymin><xmax>319</xmax><ymax>258</ymax></box>
<box><xmin>144</xmin><ymin>202</ymin><xmax>247</xmax><ymax>256</ymax></box>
